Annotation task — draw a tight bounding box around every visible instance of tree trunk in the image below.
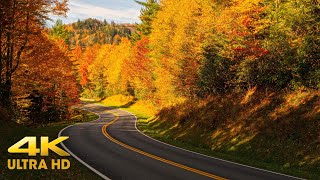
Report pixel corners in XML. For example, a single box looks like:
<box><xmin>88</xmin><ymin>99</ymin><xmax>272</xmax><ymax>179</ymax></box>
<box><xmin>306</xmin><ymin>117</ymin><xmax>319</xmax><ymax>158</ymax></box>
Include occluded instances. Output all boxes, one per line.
<box><xmin>0</xmin><ymin>81</ymin><xmax>11</xmax><ymax>106</ymax></box>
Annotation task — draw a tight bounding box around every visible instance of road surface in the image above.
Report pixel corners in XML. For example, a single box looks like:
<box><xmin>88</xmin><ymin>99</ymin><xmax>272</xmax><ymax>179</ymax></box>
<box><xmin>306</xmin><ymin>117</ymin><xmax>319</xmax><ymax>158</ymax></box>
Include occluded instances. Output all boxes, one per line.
<box><xmin>59</xmin><ymin>103</ymin><xmax>302</xmax><ymax>180</ymax></box>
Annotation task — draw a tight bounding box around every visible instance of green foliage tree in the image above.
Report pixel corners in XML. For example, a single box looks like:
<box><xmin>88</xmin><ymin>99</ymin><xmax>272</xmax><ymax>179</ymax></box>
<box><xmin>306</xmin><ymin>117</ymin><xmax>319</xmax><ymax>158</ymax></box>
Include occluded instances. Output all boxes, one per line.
<box><xmin>198</xmin><ymin>45</ymin><xmax>235</xmax><ymax>95</ymax></box>
<box><xmin>260</xmin><ymin>0</ymin><xmax>320</xmax><ymax>88</ymax></box>
<box><xmin>50</xmin><ymin>19</ymin><xmax>71</xmax><ymax>45</ymax></box>
<box><xmin>133</xmin><ymin>0</ymin><xmax>160</xmax><ymax>40</ymax></box>
<box><xmin>198</xmin><ymin>0</ymin><xmax>320</xmax><ymax>94</ymax></box>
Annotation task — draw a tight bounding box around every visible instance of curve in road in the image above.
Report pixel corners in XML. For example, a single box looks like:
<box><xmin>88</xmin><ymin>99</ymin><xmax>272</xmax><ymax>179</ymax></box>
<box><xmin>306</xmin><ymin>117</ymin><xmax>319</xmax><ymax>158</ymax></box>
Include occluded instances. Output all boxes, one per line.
<box><xmin>59</xmin><ymin>103</ymin><xmax>302</xmax><ymax>180</ymax></box>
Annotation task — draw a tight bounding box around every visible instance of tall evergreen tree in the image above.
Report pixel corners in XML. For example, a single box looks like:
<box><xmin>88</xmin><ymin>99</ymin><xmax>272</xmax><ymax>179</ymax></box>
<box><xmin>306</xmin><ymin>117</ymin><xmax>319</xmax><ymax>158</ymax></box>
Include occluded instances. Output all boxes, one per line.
<box><xmin>50</xmin><ymin>19</ymin><xmax>71</xmax><ymax>45</ymax></box>
<box><xmin>133</xmin><ymin>0</ymin><xmax>160</xmax><ymax>40</ymax></box>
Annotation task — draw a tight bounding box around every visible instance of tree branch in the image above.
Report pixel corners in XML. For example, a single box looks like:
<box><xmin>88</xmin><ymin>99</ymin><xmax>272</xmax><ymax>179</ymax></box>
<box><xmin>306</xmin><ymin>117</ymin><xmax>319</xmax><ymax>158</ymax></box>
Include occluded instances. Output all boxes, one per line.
<box><xmin>12</xmin><ymin>2</ymin><xmax>30</xmax><ymax>73</ymax></box>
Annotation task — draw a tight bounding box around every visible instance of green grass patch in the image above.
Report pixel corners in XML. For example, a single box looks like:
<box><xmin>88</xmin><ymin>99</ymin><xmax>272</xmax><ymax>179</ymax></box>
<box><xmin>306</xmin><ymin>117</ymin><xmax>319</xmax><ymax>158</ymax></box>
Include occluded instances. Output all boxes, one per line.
<box><xmin>0</xmin><ymin>109</ymin><xmax>99</xmax><ymax>179</ymax></box>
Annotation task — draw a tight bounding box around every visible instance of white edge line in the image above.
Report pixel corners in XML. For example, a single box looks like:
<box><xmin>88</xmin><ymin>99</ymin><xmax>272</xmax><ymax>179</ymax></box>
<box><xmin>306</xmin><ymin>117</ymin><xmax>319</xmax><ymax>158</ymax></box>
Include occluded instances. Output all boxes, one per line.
<box><xmin>117</xmin><ymin>108</ymin><xmax>305</xmax><ymax>180</ymax></box>
<box><xmin>58</xmin><ymin>107</ymin><xmax>111</xmax><ymax>180</ymax></box>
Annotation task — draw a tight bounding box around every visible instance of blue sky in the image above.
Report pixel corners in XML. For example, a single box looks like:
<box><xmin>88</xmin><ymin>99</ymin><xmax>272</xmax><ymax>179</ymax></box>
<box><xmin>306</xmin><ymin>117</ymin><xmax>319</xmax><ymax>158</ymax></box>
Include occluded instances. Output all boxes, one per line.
<box><xmin>49</xmin><ymin>0</ymin><xmax>142</xmax><ymax>26</ymax></box>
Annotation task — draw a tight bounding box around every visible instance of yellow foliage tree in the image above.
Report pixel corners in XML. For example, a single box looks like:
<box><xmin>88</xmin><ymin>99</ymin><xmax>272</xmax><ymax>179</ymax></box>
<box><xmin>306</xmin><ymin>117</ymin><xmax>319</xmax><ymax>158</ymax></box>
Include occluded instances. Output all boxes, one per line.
<box><xmin>150</xmin><ymin>0</ymin><xmax>216</xmax><ymax>99</ymax></box>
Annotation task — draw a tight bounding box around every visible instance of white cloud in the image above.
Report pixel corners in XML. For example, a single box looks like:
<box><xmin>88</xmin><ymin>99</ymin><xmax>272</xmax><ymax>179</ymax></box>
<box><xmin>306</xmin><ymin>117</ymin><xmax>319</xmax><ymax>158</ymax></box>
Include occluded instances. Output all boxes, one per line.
<box><xmin>48</xmin><ymin>0</ymin><xmax>141</xmax><ymax>25</ymax></box>
<box><xmin>68</xmin><ymin>1</ymin><xmax>140</xmax><ymax>22</ymax></box>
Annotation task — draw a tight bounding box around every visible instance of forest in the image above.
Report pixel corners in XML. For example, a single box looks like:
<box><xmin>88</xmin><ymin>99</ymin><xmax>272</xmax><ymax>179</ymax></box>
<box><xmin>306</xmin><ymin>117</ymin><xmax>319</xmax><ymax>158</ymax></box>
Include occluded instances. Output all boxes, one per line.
<box><xmin>1</xmin><ymin>0</ymin><xmax>319</xmax><ymax>123</ymax></box>
<box><xmin>0</xmin><ymin>0</ymin><xmax>319</xmax><ymax>178</ymax></box>
<box><xmin>0</xmin><ymin>1</ymin><xmax>135</xmax><ymax>124</ymax></box>
<box><xmin>54</xmin><ymin>0</ymin><xmax>320</xmax><ymax>177</ymax></box>
<box><xmin>63</xmin><ymin>0</ymin><xmax>320</xmax><ymax>104</ymax></box>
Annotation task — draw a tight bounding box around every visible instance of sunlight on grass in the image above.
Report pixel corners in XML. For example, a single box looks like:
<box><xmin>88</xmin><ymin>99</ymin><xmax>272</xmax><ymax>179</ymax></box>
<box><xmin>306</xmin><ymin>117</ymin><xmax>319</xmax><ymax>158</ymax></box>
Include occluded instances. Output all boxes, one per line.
<box><xmin>211</xmin><ymin>129</ymin><xmax>222</xmax><ymax>139</ymax></box>
<box><xmin>241</xmin><ymin>86</ymin><xmax>257</xmax><ymax>104</ymax></box>
<box><xmin>102</xmin><ymin>94</ymin><xmax>135</xmax><ymax>107</ymax></box>
<box><xmin>236</xmin><ymin>134</ymin><xmax>257</xmax><ymax>146</ymax></box>
<box><xmin>130</xmin><ymin>100</ymin><xmax>157</xmax><ymax>117</ymax></box>
<box><xmin>247</xmin><ymin>98</ymin><xmax>271</xmax><ymax>117</ymax></box>
<box><xmin>136</xmin><ymin>88</ymin><xmax>320</xmax><ymax>179</ymax></box>
<box><xmin>270</xmin><ymin>88</ymin><xmax>314</xmax><ymax>120</ymax></box>
<box><xmin>101</xmin><ymin>94</ymin><xmax>157</xmax><ymax>118</ymax></box>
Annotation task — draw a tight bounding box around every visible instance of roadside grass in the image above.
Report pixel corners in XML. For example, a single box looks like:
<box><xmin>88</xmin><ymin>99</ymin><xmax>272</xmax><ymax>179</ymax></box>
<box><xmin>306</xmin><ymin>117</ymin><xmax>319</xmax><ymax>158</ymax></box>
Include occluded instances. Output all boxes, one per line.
<box><xmin>0</xmin><ymin>108</ymin><xmax>99</xmax><ymax>179</ymax></box>
<box><xmin>138</xmin><ymin>118</ymin><xmax>319</xmax><ymax>180</ymax></box>
<box><xmin>101</xmin><ymin>94</ymin><xmax>156</xmax><ymax>118</ymax></box>
<box><xmin>100</xmin><ymin>90</ymin><xmax>320</xmax><ymax>180</ymax></box>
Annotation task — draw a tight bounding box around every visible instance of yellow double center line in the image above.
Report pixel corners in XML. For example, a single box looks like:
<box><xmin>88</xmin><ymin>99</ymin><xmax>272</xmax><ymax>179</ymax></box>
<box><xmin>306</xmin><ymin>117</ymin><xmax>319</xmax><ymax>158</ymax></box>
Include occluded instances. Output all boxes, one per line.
<box><xmin>101</xmin><ymin>111</ymin><xmax>228</xmax><ymax>180</ymax></box>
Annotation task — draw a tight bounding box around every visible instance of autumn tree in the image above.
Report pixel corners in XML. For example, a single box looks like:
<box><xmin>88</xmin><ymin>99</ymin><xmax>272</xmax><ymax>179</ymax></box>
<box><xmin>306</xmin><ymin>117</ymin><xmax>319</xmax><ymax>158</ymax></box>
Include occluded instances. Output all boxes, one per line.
<box><xmin>78</xmin><ymin>38</ymin><xmax>133</xmax><ymax>99</ymax></box>
<box><xmin>78</xmin><ymin>44</ymin><xmax>100</xmax><ymax>89</ymax></box>
<box><xmin>87</xmin><ymin>44</ymin><xmax>112</xmax><ymax>99</ymax></box>
<box><xmin>13</xmin><ymin>32</ymin><xmax>79</xmax><ymax>124</ymax></box>
<box><xmin>73</xmin><ymin>0</ymin><xmax>319</xmax><ymax>107</ymax></box>
<box><xmin>123</xmin><ymin>37</ymin><xmax>154</xmax><ymax>99</ymax></box>
<box><xmin>150</xmin><ymin>0</ymin><xmax>215</xmax><ymax>97</ymax></box>
<box><xmin>0</xmin><ymin>0</ymin><xmax>68</xmax><ymax>106</ymax></box>
<box><xmin>104</xmin><ymin>38</ymin><xmax>132</xmax><ymax>95</ymax></box>
<box><xmin>67</xmin><ymin>18</ymin><xmax>133</xmax><ymax>48</ymax></box>
<box><xmin>198</xmin><ymin>0</ymin><xmax>268</xmax><ymax>94</ymax></box>
<box><xmin>198</xmin><ymin>0</ymin><xmax>319</xmax><ymax>94</ymax></box>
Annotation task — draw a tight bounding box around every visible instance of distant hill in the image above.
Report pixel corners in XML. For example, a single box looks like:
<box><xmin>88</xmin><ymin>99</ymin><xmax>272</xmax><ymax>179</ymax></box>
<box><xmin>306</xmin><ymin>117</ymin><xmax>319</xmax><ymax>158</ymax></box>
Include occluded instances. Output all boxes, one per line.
<box><xmin>66</xmin><ymin>18</ymin><xmax>135</xmax><ymax>48</ymax></box>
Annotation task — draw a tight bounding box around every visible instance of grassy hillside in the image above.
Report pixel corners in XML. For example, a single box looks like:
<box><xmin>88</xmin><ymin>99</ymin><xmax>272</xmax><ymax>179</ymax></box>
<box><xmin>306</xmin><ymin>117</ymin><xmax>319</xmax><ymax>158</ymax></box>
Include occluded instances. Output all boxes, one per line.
<box><xmin>133</xmin><ymin>88</ymin><xmax>319</xmax><ymax>179</ymax></box>
<box><xmin>0</xmin><ymin>107</ymin><xmax>99</xmax><ymax>179</ymax></box>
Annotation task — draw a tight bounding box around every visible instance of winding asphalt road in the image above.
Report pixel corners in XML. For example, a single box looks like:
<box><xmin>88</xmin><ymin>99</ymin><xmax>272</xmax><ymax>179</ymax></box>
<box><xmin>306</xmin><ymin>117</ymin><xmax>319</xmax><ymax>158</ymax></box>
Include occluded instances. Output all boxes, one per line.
<box><xmin>59</xmin><ymin>103</ymin><xmax>302</xmax><ymax>180</ymax></box>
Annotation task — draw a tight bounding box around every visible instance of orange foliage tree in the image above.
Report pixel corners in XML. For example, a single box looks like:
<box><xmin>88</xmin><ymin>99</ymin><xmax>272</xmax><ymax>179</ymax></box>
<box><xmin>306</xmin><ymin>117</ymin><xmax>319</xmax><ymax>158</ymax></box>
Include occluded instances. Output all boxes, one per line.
<box><xmin>79</xmin><ymin>45</ymin><xmax>99</xmax><ymax>87</ymax></box>
<box><xmin>0</xmin><ymin>0</ymin><xmax>68</xmax><ymax>105</ymax></box>
<box><xmin>13</xmin><ymin>31</ymin><xmax>79</xmax><ymax>123</ymax></box>
<box><xmin>123</xmin><ymin>37</ymin><xmax>154</xmax><ymax>99</ymax></box>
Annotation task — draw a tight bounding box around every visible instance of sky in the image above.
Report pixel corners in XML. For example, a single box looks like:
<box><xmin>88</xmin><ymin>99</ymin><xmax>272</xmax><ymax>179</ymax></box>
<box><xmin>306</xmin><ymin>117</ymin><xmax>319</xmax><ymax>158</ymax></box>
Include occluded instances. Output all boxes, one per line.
<box><xmin>48</xmin><ymin>0</ymin><xmax>142</xmax><ymax>26</ymax></box>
